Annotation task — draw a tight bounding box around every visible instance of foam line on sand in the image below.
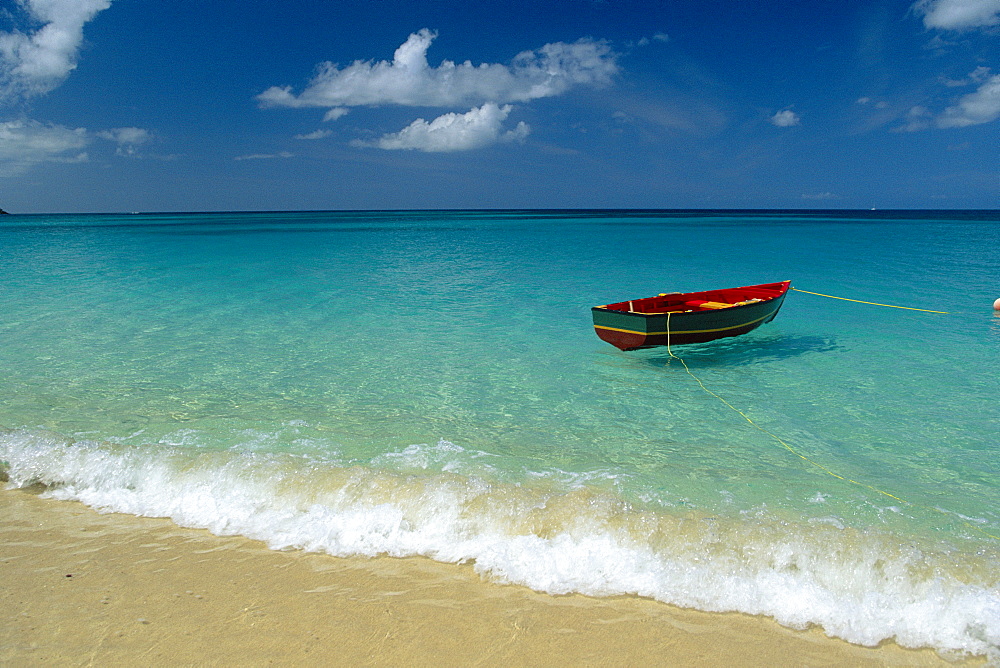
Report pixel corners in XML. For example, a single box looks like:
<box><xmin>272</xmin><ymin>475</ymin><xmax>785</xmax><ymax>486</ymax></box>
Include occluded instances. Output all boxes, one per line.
<box><xmin>0</xmin><ymin>488</ymin><xmax>967</xmax><ymax>666</ymax></box>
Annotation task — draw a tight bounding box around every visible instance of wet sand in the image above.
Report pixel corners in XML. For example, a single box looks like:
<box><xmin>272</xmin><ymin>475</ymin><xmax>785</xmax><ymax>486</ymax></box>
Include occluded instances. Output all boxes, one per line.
<box><xmin>1</xmin><ymin>487</ymin><xmax>970</xmax><ymax>666</ymax></box>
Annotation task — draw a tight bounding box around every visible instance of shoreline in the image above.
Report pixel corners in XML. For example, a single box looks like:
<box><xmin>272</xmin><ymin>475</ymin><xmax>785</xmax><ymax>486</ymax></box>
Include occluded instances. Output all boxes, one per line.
<box><xmin>0</xmin><ymin>487</ymin><xmax>968</xmax><ymax>666</ymax></box>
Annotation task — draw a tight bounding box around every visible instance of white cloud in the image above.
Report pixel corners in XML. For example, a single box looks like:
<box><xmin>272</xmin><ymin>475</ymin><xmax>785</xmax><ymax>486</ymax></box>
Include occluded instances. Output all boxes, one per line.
<box><xmin>896</xmin><ymin>105</ymin><xmax>933</xmax><ymax>131</ymax></box>
<box><xmin>942</xmin><ymin>66</ymin><xmax>992</xmax><ymax>86</ymax></box>
<box><xmin>234</xmin><ymin>151</ymin><xmax>294</xmax><ymax>160</ymax></box>
<box><xmin>353</xmin><ymin>103</ymin><xmax>529</xmax><ymax>152</ymax></box>
<box><xmin>258</xmin><ymin>29</ymin><xmax>618</xmax><ymax>110</ymax></box>
<box><xmin>294</xmin><ymin>129</ymin><xmax>332</xmax><ymax>140</ymax></box>
<box><xmin>913</xmin><ymin>0</ymin><xmax>1000</xmax><ymax>30</ymax></box>
<box><xmin>856</xmin><ymin>97</ymin><xmax>888</xmax><ymax>108</ymax></box>
<box><xmin>636</xmin><ymin>33</ymin><xmax>669</xmax><ymax>47</ymax></box>
<box><xmin>0</xmin><ymin>118</ymin><xmax>88</xmax><ymax>175</ymax></box>
<box><xmin>801</xmin><ymin>192</ymin><xmax>841</xmax><ymax>200</ymax></box>
<box><xmin>322</xmin><ymin>107</ymin><xmax>349</xmax><ymax>122</ymax></box>
<box><xmin>937</xmin><ymin>73</ymin><xmax>1000</xmax><ymax>126</ymax></box>
<box><xmin>97</xmin><ymin>126</ymin><xmax>151</xmax><ymax>155</ymax></box>
<box><xmin>0</xmin><ymin>0</ymin><xmax>112</xmax><ymax>103</ymax></box>
<box><xmin>0</xmin><ymin>3</ymin><xmax>156</xmax><ymax>175</ymax></box>
<box><xmin>770</xmin><ymin>109</ymin><xmax>800</xmax><ymax>127</ymax></box>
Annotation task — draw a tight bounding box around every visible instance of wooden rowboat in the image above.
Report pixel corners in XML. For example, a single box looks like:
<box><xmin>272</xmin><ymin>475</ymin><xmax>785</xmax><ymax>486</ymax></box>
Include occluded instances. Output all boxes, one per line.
<box><xmin>592</xmin><ymin>281</ymin><xmax>791</xmax><ymax>351</ymax></box>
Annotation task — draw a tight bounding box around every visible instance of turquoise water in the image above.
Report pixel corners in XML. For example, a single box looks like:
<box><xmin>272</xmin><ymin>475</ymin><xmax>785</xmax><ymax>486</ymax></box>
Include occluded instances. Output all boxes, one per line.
<box><xmin>2</xmin><ymin>210</ymin><xmax>998</xmax><ymax>658</ymax></box>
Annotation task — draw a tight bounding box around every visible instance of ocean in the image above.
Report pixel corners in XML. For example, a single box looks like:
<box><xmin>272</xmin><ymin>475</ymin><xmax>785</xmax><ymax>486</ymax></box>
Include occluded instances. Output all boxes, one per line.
<box><xmin>1</xmin><ymin>209</ymin><xmax>998</xmax><ymax>659</ymax></box>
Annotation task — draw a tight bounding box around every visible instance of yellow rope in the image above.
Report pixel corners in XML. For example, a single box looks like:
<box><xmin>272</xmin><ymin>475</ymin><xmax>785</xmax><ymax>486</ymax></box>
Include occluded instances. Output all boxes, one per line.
<box><xmin>791</xmin><ymin>288</ymin><xmax>949</xmax><ymax>314</ymax></box>
<box><xmin>663</xmin><ymin>312</ymin><xmax>998</xmax><ymax>541</ymax></box>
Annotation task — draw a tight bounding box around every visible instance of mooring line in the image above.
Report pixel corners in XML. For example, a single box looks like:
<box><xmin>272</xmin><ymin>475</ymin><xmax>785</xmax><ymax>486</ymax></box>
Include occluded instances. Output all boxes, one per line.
<box><xmin>790</xmin><ymin>287</ymin><xmax>949</xmax><ymax>314</ymax></box>
<box><xmin>663</xmin><ymin>312</ymin><xmax>998</xmax><ymax>541</ymax></box>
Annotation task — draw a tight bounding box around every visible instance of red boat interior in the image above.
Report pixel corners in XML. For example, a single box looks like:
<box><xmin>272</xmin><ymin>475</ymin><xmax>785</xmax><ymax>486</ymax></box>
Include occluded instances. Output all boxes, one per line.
<box><xmin>597</xmin><ymin>282</ymin><xmax>789</xmax><ymax>314</ymax></box>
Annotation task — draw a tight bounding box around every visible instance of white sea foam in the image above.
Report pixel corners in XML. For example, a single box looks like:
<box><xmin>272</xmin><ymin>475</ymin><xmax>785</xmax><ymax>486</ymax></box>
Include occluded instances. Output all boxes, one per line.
<box><xmin>2</xmin><ymin>427</ymin><xmax>998</xmax><ymax>661</ymax></box>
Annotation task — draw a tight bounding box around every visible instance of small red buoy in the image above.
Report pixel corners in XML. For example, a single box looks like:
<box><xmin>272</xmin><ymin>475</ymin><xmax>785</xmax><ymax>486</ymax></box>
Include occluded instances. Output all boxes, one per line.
<box><xmin>994</xmin><ymin>298</ymin><xmax>1000</xmax><ymax>311</ymax></box>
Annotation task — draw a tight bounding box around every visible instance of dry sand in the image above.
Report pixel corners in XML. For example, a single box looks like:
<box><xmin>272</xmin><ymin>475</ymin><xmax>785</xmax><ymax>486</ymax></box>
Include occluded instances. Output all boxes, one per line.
<box><xmin>1</xmin><ymin>487</ymin><xmax>972</xmax><ymax>666</ymax></box>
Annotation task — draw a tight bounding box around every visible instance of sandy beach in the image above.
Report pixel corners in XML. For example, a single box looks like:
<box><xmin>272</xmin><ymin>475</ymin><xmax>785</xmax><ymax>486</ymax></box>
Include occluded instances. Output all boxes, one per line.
<box><xmin>1</xmin><ymin>486</ymin><xmax>967</xmax><ymax>667</ymax></box>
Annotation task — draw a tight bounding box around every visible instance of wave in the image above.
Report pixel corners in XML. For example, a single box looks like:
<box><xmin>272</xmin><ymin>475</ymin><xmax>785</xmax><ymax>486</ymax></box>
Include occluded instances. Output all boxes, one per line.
<box><xmin>2</xmin><ymin>426</ymin><xmax>997</xmax><ymax>661</ymax></box>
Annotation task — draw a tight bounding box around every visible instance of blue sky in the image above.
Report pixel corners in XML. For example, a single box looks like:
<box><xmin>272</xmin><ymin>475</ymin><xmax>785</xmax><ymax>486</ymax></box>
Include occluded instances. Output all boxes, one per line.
<box><xmin>1</xmin><ymin>0</ymin><xmax>998</xmax><ymax>212</ymax></box>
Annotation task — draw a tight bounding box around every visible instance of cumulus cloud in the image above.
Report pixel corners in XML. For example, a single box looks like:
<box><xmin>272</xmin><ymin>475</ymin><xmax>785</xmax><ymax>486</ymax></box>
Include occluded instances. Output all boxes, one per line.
<box><xmin>905</xmin><ymin>0</ymin><xmax>1000</xmax><ymax>130</ymax></box>
<box><xmin>913</xmin><ymin>0</ymin><xmax>1000</xmax><ymax>30</ymax></box>
<box><xmin>899</xmin><ymin>73</ymin><xmax>1000</xmax><ymax>130</ymax></box>
<box><xmin>97</xmin><ymin>126</ymin><xmax>151</xmax><ymax>155</ymax></box>
<box><xmin>258</xmin><ymin>29</ymin><xmax>618</xmax><ymax>110</ymax></box>
<box><xmin>0</xmin><ymin>3</ymin><xmax>153</xmax><ymax>175</ymax></box>
<box><xmin>0</xmin><ymin>118</ymin><xmax>88</xmax><ymax>175</ymax></box>
<box><xmin>770</xmin><ymin>109</ymin><xmax>800</xmax><ymax>127</ymax></box>
<box><xmin>0</xmin><ymin>0</ymin><xmax>112</xmax><ymax>103</ymax></box>
<box><xmin>352</xmin><ymin>103</ymin><xmax>529</xmax><ymax>152</ymax></box>
<box><xmin>937</xmin><ymin>73</ymin><xmax>1000</xmax><ymax>126</ymax></box>
<box><xmin>0</xmin><ymin>120</ymin><xmax>158</xmax><ymax>174</ymax></box>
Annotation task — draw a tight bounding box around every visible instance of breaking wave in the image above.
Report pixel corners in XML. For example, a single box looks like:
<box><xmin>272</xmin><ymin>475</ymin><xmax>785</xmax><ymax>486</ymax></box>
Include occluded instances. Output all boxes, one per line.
<box><xmin>2</xmin><ymin>426</ymin><xmax>998</xmax><ymax>661</ymax></box>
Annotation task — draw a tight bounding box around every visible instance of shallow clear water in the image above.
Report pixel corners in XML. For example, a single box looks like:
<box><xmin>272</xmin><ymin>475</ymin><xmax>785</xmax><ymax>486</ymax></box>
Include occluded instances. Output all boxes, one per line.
<box><xmin>2</xmin><ymin>210</ymin><xmax>998</xmax><ymax>657</ymax></box>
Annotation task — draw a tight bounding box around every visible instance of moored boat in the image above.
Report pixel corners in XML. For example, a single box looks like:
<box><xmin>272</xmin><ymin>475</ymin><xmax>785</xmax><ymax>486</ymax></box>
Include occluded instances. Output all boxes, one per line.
<box><xmin>592</xmin><ymin>280</ymin><xmax>791</xmax><ymax>350</ymax></box>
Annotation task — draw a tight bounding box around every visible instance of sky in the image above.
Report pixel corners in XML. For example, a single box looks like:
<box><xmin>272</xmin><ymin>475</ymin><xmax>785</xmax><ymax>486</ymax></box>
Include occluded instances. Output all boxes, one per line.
<box><xmin>0</xmin><ymin>0</ymin><xmax>998</xmax><ymax>213</ymax></box>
